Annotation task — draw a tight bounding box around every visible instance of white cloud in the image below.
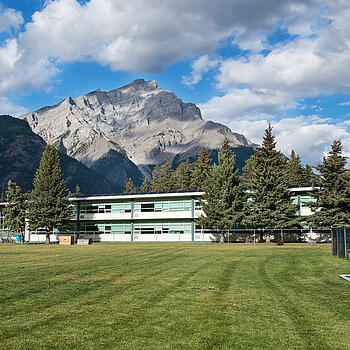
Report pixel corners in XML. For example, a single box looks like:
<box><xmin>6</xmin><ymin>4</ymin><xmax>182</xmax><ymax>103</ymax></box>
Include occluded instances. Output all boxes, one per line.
<box><xmin>0</xmin><ymin>5</ymin><xmax>23</xmax><ymax>33</ymax></box>
<box><xmin>0</xmin><ymin>97</ymin><xmax>28</xmax><ymax>116</ymax></box>
<box><xmin>182</xmin><ymin>55</ymin><xmax>220</xmax><ymax>86</ymax></box>
<box><xmin>228</xmin><ymin>116</ymin><xmax>350</xmax><ymax>165</ymax></box>
<box><xmin>200</xmin><ymin>1</ymin><xmax>350</xmax><ymax>121</ymax></box>
<box><xmin>0</xmin><ymin>0</ymin><xmax>319</xmax><ymax>94</ymax></box>
<box><xmin>339</xmin><ymin>101</ymin><xmax>350</xmax><ymax>106</ymax></box>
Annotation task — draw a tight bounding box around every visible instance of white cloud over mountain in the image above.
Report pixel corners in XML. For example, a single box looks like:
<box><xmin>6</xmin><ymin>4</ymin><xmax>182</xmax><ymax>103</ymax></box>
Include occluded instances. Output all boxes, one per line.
<box><xmin>0</xmin><ymin>0</ymin><xmax>318</xmax><ymax>94</ymax></box>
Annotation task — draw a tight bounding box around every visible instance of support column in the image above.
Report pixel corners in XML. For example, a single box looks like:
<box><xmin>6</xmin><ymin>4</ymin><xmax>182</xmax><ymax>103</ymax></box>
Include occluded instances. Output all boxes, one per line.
<box><xmin>131</xmin><ymin>199</ymin><xmax>134</xmax><ymax>242</ymax></box>
<box><xmin>191</xmin><ymin>197</ymin><xmax>195</xmax><ymax>242</ymax></box>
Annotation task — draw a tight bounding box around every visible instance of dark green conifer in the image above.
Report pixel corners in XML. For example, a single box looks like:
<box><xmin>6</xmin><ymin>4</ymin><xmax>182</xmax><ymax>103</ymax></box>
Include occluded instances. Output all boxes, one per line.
<box><xmin>151</xmin><ymin>162</ymin><xmax>161</xmax><ymax>192</ymax></box>
<box><xmin>140</xmin><ymin>177</ymin><xmax>152</xmax><ymax>193</ymax></box>
<box><xmin>156</xmin><ymin>158</ymin><xmax>175</xmax><ymax>192</ymax></box>
<box><xmin>190</xmin><ymin>147</ymin><xmax>211</xmax><ymax>190</ymax></box>
<box><xmin>198</xmin><ymin>138</ymin><xmax>245</xmax><ymax>242</ymax></box>
<box><xmin>308</xmin><ymin>140</ymin><xmax>350</xmax><ymax>228</ymax></box>
<box><xmin>124</xmin><ymin>178</ymin><xmax>136</xmax><ymax>193</ymax></box>
<box><xmin>28</xmin><ymin>145</ymin><xmax>72</xmax><ymax>244</ymax></box>
<box><xmin>302</xmin><ymin>164</ymin><xmax>319</xmax><ymax>185</ymax></box>
<box><xmin>284</xmin><ymin>150</ymin><xmax>305</xmax><ymax>186</ymax></box>
<box><xmin>242</xmin><ymin>125</ymin><xmax>298</xmax><ymax>240</ymax></box>
<box><xmin>3</xmin><ymin>181</ymin><xmax>27</xmax><ymax>243</ymax></box>
<box><xmin>174</xmin><ymin>159</ymin><xmax>193</xmax><ymax>191</ymax></box>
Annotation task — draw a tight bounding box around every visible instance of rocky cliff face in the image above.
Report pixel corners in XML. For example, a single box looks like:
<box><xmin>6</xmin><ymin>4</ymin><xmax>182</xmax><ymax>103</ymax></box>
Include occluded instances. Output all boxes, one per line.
<box><xmin>0</xmin><ymin>115</ymin><xmax>119</xmax><ymax>194</ymax></box>
<box><xmin>20</xmin><ymin>79</ymin><xmax>253</xmax><ymax>180</ymax></box>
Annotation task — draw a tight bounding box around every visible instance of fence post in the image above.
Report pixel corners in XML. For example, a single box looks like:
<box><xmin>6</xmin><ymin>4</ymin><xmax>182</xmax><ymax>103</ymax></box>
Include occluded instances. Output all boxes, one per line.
<box><xmin>344</xmin><ymin>227</ymin><xmax>347</xmax><ymax>259</ymax></box>
<box><xmin>253</xmin><ymin>230</ymin><xmax>256</xmax><ymax>244</ymax></box>
<box><xmin>281</xmin><ymin>229</ymin><xmax>284</xmax><ymax>242</ymax></box>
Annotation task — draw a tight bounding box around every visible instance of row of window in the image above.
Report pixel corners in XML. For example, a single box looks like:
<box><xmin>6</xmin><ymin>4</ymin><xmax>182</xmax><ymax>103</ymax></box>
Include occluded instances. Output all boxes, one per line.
<box><xmin>80</xmin><ymin>222</ymin><xmax>192</xmax><ymax>235</ymax></box>
<box><xmin>77</xmin><ymin>199</ymin><xmax>195</xmax><ymax>214</ymax></box>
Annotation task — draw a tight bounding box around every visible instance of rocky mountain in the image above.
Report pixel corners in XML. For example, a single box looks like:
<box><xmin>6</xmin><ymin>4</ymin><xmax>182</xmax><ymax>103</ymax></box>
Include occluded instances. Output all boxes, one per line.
<box><xmin>20</xmin><ymin>79</ymin><xmax>254</xmax><ymax>182</ymax></box>
<box><xmin>0</xmin><ymin>115</ymin><xmax>119</xmax><ymax>195</ymax></box>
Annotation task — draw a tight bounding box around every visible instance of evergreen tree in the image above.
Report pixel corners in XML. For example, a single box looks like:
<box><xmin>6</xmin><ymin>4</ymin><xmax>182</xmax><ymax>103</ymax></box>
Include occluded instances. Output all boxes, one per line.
<box><xmin>190</xmin><ymin>147</ymin><xmax>211</xmax><ymax>190</ymax></box>
<box><xmin>308</xmin><ymin>140</ymin><xmax>350</xmax><ymax>228</ymax></box>
<box><xmin>302</xmin><ymin>164</ymin><xmax>319</xmax><ymax>185</ymax></box>
<box><xmin>140</xmin><ymin>177</ymin><xmax>152</xmax><ymax>193</ymax></box>
<box><xmin>3</xmin><ymin>181</ymin><xmax>27</xmax><ymax>243</ymax></box>
<box><xmin>28</xmin><ymin>144</ymin><xmax>72</xmax><ymax>244</ymax></box>
<box><xmin>159</xmin><ymin>158</ymin><xmax>175</xmax><ymax>192</ymax></box>
<box><xmin>151</xmin><ymin>162</ymin><xmax>161</xmax><ymax>192</ymax></box>
<box><xmin>284</xmin><ymin>150</ymin><xmax>305</xmax><ymax>185</ymax></box>
<box><xmin>174</xmin><ymin>159</ymin><xmax>193</xmax><ymax>191</ymax></box>
<box><xmin>124</xmin><ymin>178</ymin><xmax>136</xmax><ymax>193</ymax></box>
<box><xmin>198</xmin><ymin>138</ymin><xmax>245</xmax><ymax>243</ymax></box>
<box><xmin>74</xmin><ymin>184</ymin><xmax>82</xmax><ymax>196</ymax></box>
<box><xmin>242</xmin><ymin>125</ymin><xmax>298</xmax><ymax>240</ymax></box>
<box><xmin>0</xmin><ymin>191</ymin><xmax>5</xmax><ymax>203</ymax></box>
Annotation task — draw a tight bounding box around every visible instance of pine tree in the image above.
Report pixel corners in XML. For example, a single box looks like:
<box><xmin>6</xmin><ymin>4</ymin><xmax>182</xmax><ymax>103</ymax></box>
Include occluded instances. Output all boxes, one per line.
<box><xmin>198</xmin><ymin>138</ymin><xmax>245</xmax><ymax>243</ymax></box>
<box><xmin>124</xmin><ymin>178</ymin><xmax>136</xmax><ymax>193</ymax></box>
<box><xmin>3</xmin><ymin>181</ymin><xmax>27</xmax><ymax>243</ymax></box>
<box><xmin>151</xmin><ymin>162</ymin><xmax>161</xmax><ymax>192</ymax></box>
<box><xmin>174</xmin><ymin>159</ymin><xmax>193</xmax><ymax>191</ymax></box>
<box><xmin>284</xmin><ymin>150</ymin><xmax>305</xmax><ymax>186</ymax></box>
<box><xmin>153</xmin><ymin>158</ymin><xmax>174</xmax><ymax>192</ymax></box>
<box><xmin>242</xmin><ymin>125</ymin><xmax>298</xmax><ymax>240</ymax></box>
<box><xmin>302</xmin><ymin>164</ymin><xmax>319</xmax><ymax>185</ymax></box>
<box><xmin>140</xmin><ymin>177</ymin><xmax>152</xmax><ymax>193</ymax></box>
<box><xmin>308</xmin><ymin>140</ymin><xmax>350</xmax><ymax>228</ymax></box>
<box><xmin>190</xmin><ymin>147</ymin><xmax>211</xmax><ymax>190</ymax></box>
<box><xmin>28</xmin><ymin>145</ymin><xmax>72</xmax><ymax>244</ymax></box>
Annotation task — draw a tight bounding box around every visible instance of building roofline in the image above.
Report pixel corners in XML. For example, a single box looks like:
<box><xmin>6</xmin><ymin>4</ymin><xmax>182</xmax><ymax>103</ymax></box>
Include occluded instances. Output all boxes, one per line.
<box><xmin>69</xmin><ymin>190</ymin><xmax>205</xmax><ymax>201</ymax></box>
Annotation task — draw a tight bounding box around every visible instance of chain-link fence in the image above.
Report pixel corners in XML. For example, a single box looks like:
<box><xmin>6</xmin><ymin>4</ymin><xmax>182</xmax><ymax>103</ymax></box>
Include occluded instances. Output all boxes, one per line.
<box><xmin>0</xmin><ymin>230</ymin><xmax>16</xmax><ymax>243</ymax></box>
<box><xmin>194</xmin><ymin>228</ymin><xmax>331</xmax><ymax>243</ymax></box>
<box><xmin>331</xmin><ymin>227</ymin><xmax>350</xmax><ymax>259</ymax></box>
<box><xmin>25</xmin><ymin>228</ymin><xmax>332</xmax><ymax>244</ymax></box>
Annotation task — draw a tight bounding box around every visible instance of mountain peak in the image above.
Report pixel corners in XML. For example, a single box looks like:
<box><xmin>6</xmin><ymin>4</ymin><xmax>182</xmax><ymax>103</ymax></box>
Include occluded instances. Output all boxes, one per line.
<box><xmin>20</xmin><ymin>79</ymin><xmax>253</xmax><ymax>180</ymax></box>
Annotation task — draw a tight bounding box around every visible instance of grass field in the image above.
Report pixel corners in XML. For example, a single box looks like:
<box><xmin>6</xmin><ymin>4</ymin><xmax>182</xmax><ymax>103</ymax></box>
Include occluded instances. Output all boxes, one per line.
<box><xmin>0</xmin><ymin>243</ymin><xmax>350</xmax><ymax>350</ymax></box>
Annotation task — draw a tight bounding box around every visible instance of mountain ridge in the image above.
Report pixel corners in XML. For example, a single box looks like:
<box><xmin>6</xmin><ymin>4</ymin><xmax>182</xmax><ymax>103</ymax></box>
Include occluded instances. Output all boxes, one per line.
<box><xmin>20</xmin><ymin>79</ymin><xmax>255</xmax><ymax>181</ymax></box>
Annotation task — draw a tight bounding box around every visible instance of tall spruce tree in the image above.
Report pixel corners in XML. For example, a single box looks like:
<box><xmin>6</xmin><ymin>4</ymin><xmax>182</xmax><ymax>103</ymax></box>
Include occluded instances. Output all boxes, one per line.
<box><xmin>140</xmin><ymin>177</ymin><xmax>152</xmax><ymax>193</ymax></box>
<box><xmin>302</xmin><ymin>164</ymin><xmax>319</xmax><ymax>185</ymax></box>
<box><xmin>151</xmin><ymin>162</ymin><xmax>161</xmax><ymax>192</ymax></box>
<box><xmin>308</xmin><ymin>140</ymin><xmax>350</xmax><ymax>228</ymax></box>
<box><xmin>242</xmin><ymin>125</ymin><xmax>298</xmax><ymax>240</ymax></box>
<box><xmin>153</xmin><ymin>158</ymin><xmax>174</xmax><ymax>192</ymax></box>
<box><xmin>124</xmin><ymin>178</ymin><xmax>136</xmax><ymax>193</ymax></box>
<box><xmin>28</xmin><ymin>144</ymin><xmax>72</xmax><ymax>244</ymax></box>
<box><xmin>198</xmin><ymin>138</ymin><xmax>245</xmax><ymax>243</ymax></box>
<box><xmin>284</xmin><ymin>150</ymin><xmax>305</xmax><ymax>185</ymax></box>
<box><xmin>3</xmin><ymin>181</ymin><xmax>27</xmax><ymax>243</ymax></box>
<box><xmin>174</xmin><ymin>159</ymin><xmax>193</xmax><ymax>191</ymax></box>
<box><xmin>190</xmin><ymin>147</ymin><xmax>211</xmax><ymax>190</ymax></box>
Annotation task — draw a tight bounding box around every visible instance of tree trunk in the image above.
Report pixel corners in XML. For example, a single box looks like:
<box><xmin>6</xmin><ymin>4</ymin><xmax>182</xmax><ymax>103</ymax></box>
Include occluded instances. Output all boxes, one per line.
<box><xmin>21</xmin><ymin>233</ymin><xmax>24</xmax><ymax>244</ymax></box>
<box><xmin>220</xmin><ymin>232</ymin><xmax>225</xmax><ymax>243</ymax></box>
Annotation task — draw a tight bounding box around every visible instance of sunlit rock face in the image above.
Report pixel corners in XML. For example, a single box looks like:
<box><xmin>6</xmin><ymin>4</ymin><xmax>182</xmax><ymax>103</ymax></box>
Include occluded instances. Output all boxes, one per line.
<box><xmin>20</xmin><ymin>79</ymin><xmax>253</xmax><ymax>179</ymax></box>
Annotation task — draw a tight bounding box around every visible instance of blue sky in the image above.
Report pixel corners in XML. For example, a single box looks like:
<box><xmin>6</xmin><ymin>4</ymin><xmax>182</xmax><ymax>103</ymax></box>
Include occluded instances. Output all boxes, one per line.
<box><xmin>1</xmin><ymin>0</ymin><xmax>350</xmax><ymax>164</ymax></box>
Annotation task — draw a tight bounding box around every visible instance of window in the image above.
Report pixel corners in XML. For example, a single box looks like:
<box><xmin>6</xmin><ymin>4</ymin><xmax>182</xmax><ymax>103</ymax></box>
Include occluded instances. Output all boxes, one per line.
<box><xmin>141</xmin><ymin>203</ymin><xmax>154</xmax><ymax>212</ymax></box>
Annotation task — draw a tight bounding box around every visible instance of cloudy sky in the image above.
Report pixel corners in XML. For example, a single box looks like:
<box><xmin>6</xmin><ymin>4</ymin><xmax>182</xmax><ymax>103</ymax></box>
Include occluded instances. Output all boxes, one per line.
<box><xmin>1</xmin><ymin>0</ymin><xmax>350</xmax><ymax>165</ymax></box>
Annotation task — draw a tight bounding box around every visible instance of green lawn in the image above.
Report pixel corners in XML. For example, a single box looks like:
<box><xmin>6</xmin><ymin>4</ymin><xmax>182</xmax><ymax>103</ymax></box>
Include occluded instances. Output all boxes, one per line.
<box><xmin>0</xmin><ymin>243</ymin><xmax>350</xmax><ymax>350</ymax></box>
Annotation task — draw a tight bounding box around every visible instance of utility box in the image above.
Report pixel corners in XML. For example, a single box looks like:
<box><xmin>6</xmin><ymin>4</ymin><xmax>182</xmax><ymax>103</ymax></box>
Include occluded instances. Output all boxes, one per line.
<box><xmin>59</xmin><ymin>235</ymin><xmax>73</xmax><ymax>245</ymax></box>
<box><xmin>77</xmin><ymin>238</ymin><xmax>91</xmax><ymax>245</ymax></box>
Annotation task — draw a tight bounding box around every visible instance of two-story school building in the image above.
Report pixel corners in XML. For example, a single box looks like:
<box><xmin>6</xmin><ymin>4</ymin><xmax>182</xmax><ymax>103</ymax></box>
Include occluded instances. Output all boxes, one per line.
<box><xmin>0</xmin><ymin>186</ymin><xmax>317</xmax><ymax>243</ymax></box>
<box><xmin>66</xmin><ymin>191</ymin><xmax>205</xmax><ymax>243</ymax></box>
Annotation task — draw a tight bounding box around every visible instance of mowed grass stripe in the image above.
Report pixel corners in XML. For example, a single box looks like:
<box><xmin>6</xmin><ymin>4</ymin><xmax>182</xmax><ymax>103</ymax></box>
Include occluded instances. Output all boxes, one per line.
<box><xmin>0</xmin><ymin>243</ymin><xmax>350</xmax><ymax>350</ymax></box>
